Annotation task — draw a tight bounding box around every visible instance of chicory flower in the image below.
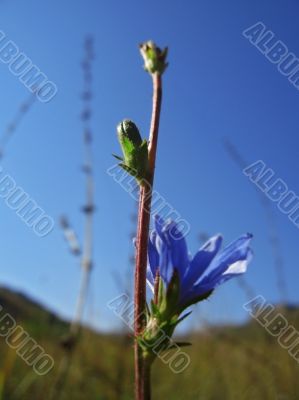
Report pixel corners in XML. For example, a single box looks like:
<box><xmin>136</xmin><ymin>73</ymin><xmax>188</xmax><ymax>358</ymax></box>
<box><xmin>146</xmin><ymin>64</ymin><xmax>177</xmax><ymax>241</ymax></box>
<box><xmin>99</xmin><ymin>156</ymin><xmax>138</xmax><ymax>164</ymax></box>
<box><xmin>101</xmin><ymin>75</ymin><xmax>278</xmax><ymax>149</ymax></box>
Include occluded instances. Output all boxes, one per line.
<box><xmin>147</xmin><ymin>216</ymin><xmax>253</xmax><ymax>312</ymax></box>
<box><xmin>138</xmin><ymin>215</ymin><xmax>253</xmax><ymax>363</ymax></box>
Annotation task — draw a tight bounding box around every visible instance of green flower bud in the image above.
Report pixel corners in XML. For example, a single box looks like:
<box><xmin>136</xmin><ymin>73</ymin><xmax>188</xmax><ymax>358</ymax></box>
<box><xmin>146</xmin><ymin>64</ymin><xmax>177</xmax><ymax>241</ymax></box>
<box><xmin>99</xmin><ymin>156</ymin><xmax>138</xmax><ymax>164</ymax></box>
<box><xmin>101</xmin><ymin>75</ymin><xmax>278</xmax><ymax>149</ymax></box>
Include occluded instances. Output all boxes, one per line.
<box><xmin>114</xmin><ymin>119</ymin><xmax>150</xmax><ymax>186</ymax></box>
<box><xmin>139</xmin><ymin>41</ymin><xmax>168</xmax><ymax>75</ymax></box>
<box><xmin>117</xmin><ymin>119</ymin><xmax>142</xmax><ymax>147</ymax></box>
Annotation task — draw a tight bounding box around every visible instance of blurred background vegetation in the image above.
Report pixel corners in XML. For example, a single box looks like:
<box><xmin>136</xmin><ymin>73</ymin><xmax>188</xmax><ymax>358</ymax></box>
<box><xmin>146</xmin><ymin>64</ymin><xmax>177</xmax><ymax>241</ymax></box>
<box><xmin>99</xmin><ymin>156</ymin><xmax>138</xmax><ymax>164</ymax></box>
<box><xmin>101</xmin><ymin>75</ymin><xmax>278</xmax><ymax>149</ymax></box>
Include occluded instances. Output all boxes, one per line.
<box><xmin>0</xmin><ymin>287</ymin><xmax>298</xmax><ymax>399</ymax></box>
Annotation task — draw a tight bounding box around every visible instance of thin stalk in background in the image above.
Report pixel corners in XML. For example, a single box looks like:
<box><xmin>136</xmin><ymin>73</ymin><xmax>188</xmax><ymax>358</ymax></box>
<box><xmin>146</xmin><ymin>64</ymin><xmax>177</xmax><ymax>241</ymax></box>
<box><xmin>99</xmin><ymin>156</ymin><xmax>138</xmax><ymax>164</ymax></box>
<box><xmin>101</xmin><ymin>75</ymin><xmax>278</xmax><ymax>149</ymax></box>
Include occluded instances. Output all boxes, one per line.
<box><xmin>0</xmin><ymin>92</ymin><xmax>37</xmax><ymax>398</ymax></box>
<box><xmin>49</xmin><ymin>36</ymin><xmax>95</xmax><ymax>400</ymax></box>
<box><xmin>0</xmin><ymin>90</ymin><xmax>36</xmax><ymax>160</ymax></box>
<box><xmin>71</xmin><ymin>34</ymin><xmax>95</xmax><ymax>336</ymax></box>
<box><xmin>71</xmin><ymin>35</ymin><xmax>95</xmax><ymax>334</ymax></box>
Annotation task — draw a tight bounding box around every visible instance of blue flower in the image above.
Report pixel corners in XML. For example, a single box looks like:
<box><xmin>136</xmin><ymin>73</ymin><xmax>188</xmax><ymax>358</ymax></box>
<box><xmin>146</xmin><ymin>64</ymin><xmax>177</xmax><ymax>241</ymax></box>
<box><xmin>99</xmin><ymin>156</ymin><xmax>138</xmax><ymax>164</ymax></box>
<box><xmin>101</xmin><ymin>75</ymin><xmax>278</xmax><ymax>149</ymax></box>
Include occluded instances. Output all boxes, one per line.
<box><xmin>147</xmin><ymin>216</ymin><xmax>253</xmax><ymax>310</ymax></box>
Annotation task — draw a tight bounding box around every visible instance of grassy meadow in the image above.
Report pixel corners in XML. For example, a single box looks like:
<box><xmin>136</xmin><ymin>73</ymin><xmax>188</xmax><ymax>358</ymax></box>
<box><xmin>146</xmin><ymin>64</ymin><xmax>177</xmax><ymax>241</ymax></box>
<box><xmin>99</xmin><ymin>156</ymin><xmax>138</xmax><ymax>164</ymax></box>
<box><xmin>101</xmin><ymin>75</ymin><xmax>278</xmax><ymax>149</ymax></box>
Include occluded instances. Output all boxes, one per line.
<box><xmin>0</xmin><ymin>287</ymin><xmax>297</xmax><ymax>399</ymax></box>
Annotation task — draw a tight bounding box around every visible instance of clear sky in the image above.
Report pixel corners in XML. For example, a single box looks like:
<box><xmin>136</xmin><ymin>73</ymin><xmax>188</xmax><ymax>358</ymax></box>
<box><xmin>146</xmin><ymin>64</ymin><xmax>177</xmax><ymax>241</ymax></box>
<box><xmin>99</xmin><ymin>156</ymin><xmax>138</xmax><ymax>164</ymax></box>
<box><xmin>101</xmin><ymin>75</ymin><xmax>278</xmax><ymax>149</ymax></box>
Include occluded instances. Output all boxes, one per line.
<box><xmin>0</xmin><ymin>0</ymin><xmax>298</xmax><ymax>332</ymax></box>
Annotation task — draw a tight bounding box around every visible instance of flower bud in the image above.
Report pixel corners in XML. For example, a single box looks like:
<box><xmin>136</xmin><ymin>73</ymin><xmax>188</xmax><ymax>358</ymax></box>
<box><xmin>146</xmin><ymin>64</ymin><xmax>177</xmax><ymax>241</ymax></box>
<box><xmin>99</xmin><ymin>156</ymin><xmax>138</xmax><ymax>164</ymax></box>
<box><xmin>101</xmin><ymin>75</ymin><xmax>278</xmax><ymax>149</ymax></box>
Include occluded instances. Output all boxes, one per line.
<box><xmin>139</xmin><ymin>41</ymin><xmax>168</xmax><ymax>75</ymax></box>
<box><xmin>115</xmin><ymin>119</ymin><xmax>149</xmax><ymax>186</ymax></box>
<box><xmin>117</xmin><ymin>119</ymin><xmax>142</xmax><ymax>147</ymax></box>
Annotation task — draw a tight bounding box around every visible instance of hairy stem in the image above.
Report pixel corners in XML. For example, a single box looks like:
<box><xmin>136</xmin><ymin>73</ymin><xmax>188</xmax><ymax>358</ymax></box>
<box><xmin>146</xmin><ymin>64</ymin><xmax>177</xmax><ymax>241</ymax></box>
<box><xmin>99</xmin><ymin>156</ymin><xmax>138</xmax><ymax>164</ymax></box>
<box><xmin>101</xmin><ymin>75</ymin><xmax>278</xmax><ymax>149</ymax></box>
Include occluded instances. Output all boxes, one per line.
<box><xmin>134</xmin><ymin>73</ymin><xmax>162</xmax><ymax>400</ymax></box>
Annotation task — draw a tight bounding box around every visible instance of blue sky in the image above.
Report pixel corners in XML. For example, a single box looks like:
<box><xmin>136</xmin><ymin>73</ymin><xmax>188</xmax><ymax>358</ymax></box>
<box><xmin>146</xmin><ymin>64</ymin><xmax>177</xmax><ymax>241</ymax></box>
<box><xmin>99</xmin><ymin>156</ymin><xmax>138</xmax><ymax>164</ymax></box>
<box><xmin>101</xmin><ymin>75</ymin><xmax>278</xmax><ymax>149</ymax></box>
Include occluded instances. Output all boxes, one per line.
<box><xmin>0</xmin><ymin>0</ymin><xmax>298</xmax><ymax>332</ymax></box>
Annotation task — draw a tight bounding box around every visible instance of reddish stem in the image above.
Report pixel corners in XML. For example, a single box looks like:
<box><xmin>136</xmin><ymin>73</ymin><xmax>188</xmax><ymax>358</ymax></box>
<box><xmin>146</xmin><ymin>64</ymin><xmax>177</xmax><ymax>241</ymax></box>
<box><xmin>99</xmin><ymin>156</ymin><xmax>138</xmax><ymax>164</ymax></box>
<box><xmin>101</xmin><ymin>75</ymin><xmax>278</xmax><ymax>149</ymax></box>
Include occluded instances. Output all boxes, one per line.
<box><xmin>153</xmin><ymin>270</ymin><xmax>160</xmax><ymax>305</ymax></box>
<box><xmin>134</xmin><ymin>73</ymin><xmax>162</xmax><ymax>400</ymax></box>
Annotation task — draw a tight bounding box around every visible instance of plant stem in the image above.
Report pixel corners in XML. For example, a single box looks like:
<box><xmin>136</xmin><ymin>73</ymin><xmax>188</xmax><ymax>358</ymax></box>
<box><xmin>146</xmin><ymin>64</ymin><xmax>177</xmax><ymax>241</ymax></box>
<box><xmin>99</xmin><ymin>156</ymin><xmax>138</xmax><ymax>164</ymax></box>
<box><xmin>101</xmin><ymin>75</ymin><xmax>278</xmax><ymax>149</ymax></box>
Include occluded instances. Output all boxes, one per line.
<box><xmin>143</xmin><ymin>359</ymin><xmax>152</xmax><ymax>400</ymax></box>
<box><xmin>134</xmin><ymin>72</ymin><xmax>162</xmax><ymax>400</ymax></box>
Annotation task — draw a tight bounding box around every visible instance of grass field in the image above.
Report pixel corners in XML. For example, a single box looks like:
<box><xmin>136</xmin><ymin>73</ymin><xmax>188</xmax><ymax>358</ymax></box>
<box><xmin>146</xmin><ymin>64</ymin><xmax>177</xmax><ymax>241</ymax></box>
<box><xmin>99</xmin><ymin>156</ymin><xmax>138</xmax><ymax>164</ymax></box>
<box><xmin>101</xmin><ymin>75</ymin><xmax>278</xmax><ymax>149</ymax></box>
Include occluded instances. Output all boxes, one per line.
<box><xmin>0</xmin><ymin>287</ymin><xmax>297</xmax><ymax>400</ymax></box>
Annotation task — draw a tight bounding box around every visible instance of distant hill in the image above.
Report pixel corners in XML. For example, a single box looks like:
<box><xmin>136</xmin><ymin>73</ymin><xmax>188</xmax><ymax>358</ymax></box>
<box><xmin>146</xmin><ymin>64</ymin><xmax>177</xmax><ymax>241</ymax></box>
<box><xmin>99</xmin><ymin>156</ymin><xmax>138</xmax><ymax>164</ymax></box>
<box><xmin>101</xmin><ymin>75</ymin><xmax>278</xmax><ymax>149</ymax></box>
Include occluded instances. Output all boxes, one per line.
<box><xmin>0</xmin><ymin>286</ymin><xmax>69</xmax><ymax>339</ymax></box>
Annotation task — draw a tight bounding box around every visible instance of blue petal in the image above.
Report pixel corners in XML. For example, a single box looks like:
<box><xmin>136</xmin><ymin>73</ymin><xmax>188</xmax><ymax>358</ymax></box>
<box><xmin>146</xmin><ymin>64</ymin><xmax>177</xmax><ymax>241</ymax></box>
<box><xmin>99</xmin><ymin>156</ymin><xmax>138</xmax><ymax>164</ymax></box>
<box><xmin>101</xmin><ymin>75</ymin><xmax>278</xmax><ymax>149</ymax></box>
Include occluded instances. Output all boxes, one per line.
<box><xmin>148</xmin><ymin>231</ymin><xmax>159</xmax><ymax>279</ymax></box>
<box><xmin>154</xmin><ymin>215</ymin><xmax>166</xmax><ymax>238</ymax></box>
<box><xmin>179</xmin><ymin>236</ymin><xmax>253</xmax><ymax>306</ymax></box>
<box><xmin>162</xmin><ymin>220</ymin><xmax>189</xmax><ymax>280</ymax></box>
<box><xmin>153</xmin><ymin>216</ymin><xmax>189</xmax><ymax>285</ymax></box>
<box><xmin>182</xmin><ymin>235</ymin><xmax>223</xmax><ymax>290</ymax></box>
<box><xmin>200</xmin><ymin>234</ymin><xmax>253</xmax><ymax>285</ymax></box>
<box><xmin>146</xmin><ymin>267</ymin><xmax>155</xmax><ymax>292</ymax></box>
<box><xmin>194</xmin><ymin>248</ymin><xmax>252</xmax><ymax>295</ymax></box>
<box><xmin>154</xmin><ymin>229</ymin><xmax>171</xmax><ymax>285</ymax></box>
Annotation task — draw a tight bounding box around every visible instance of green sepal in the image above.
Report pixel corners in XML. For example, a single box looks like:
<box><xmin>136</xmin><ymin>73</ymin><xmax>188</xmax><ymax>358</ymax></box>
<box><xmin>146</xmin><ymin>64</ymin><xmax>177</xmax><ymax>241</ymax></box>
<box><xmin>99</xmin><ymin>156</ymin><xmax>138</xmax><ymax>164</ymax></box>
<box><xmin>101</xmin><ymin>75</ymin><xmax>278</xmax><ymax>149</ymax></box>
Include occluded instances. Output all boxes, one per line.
<box><xmin>150</xmin><ymin>300</ymin><xmax>160</xmax><ymax>317</ymax></box>
<box><xmin>178</xmin><ymin>290</ymin><xmax>214</xmax><ymax>314</ymax></box>
<box><xmin>169</xmin><ymin>311</ymin><xmax>192</xmax><ymax>329</ymax></box>
<box><xmin>160</xmin><ymin>269</ymin><xmax>180</xmax><ymax>319</ymax></box>
<box><xmin>118</xmin><ymin>163</ymin><xmax>138</xmax><ymax>177</ymax></box>
<box><xmin>136</xmin><ymin>277</ymin><xmax>212</xmax><ymax>362</ymax></box>
<box><xmin>157</xmin><ymin>275</ymin><xmax>165</xmax><ymax>309</ymax></box>
<box><xmin>112</xmin><ymin>154</ymin><xmax>123</xmax><ymax>161</ymax></box>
